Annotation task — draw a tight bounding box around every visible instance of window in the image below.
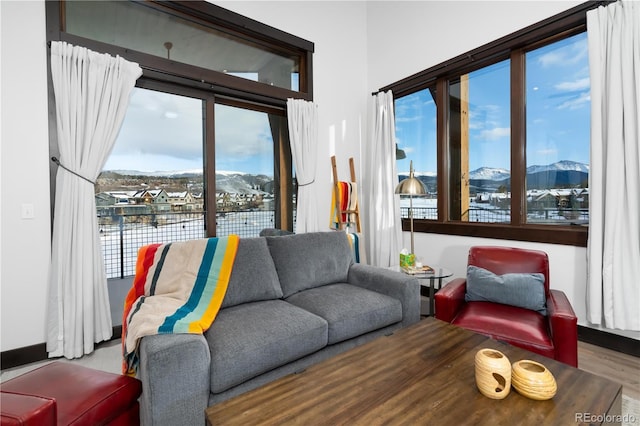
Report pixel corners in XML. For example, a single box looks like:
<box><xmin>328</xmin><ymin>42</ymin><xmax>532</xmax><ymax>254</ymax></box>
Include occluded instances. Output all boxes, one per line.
<box><xmin>63</xmin><ymin>1</ymin><xmax>305</xmax><ymax>93</ymax></box>
<box><xmin>96</xmin><ymin>87</ymin><xmax>206</xmax><ymax>279</ymax></box>
<box><xmin>47</xmin><ymin>0</ymin><xmax>310</xmax><ymax>277</ymax></box>
<box><xmin>525</xmin><ymin>32</ymin><xmax>590</xmax><ymax>225</ymax></box>
<box><xmin>214</xmin><ymin>102</ymin><xmax>287</xmax><ymax>237</ymax></box>
<box><xmin>387</xmin><ymin>3</ymin><xmax>595</xmax><ymax>246</ymax></box>
<box><xmin>448</xmin><ymin>60</ymin><xmax>511</xmax><ymax>223</ymax></box>
<box><xmin>394</xmin><ymin>88</ymin><xmax>438</xmax><ymax>219</ymax></box>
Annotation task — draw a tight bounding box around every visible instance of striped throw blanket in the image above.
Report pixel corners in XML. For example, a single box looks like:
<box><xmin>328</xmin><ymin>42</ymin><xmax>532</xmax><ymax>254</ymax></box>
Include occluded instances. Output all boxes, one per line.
<box><xmin>122</xmin><ymin>235</ymin><xmax>239</xmax><ymax>376</ymax></box>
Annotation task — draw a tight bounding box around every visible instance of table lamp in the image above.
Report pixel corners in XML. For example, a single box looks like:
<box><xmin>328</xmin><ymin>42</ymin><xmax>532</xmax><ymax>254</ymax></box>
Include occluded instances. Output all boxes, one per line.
<box><xmin>395</xmin><ymin>160</ymin><xmax>427</xmax><ymax>255</ymax></box>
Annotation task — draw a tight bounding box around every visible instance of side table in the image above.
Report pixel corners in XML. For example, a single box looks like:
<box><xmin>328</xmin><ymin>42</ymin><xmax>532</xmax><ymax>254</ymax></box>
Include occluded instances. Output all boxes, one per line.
<box><xmin>393</xmin><ymin>265</ymin><xmax>453</xmax><ymax>316</ymax></box>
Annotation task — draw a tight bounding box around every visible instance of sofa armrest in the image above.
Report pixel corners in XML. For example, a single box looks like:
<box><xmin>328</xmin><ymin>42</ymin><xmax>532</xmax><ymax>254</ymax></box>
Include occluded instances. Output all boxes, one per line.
<box><xmin>434</xmin><ymin>278</ymin><xmax>467</xmax><ymax>323</ymax></box>
<box><xmin>139</xmin><ymin>333</ymin><xmax>211</xmax><ymax>426</ymax></box>
<box><xmin>348</xmin><ymin>264</ymin><xmax>420</xmax><ymax>327</ymax></box>
<box><xmin>547</xmin><ymin>289</ymin><xmax>578</xmax><ymax>367</ymax></box>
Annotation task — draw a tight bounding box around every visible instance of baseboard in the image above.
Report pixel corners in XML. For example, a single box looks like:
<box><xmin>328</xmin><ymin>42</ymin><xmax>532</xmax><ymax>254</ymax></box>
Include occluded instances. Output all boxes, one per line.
<box><xmin>1</xmin><ymin>326</ymin><xmax>122</xmax><ymax>370</ymax></box>
<box><xmin>578</xmin><ymin>325</ymin><xmax>640</xmax><ymax>358</ymax></box>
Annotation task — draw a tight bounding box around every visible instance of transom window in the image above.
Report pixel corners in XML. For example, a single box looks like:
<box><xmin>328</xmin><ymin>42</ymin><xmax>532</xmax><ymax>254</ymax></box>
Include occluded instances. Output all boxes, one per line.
<box><xmin>64</xmin><ymin>1</ymin><xmax>304</xmax><ymax>92</ymax></box>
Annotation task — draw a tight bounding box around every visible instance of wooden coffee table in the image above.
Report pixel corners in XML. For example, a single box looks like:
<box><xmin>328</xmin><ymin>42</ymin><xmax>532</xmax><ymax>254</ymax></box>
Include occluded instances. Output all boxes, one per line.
<box><xmin>206</xmin><ymin>318</ymin><xmax>622</xmax><ymax>425</ymax></box>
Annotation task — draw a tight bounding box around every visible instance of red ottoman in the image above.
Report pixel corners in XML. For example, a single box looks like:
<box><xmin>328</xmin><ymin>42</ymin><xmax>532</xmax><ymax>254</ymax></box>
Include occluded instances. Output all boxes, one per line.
<box><xmin>1</xmin><ymin>362</ymin><xmax>142</xmax><ymax>426</ymax></box>
<box><xmin>0</xmin><ymin>393</ymin><xmax>56</xmax><ymax>425</ymax></box>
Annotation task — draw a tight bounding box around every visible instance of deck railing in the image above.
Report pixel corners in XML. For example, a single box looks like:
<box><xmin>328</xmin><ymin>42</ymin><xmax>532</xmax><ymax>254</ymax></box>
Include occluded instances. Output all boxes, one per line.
<box><xmin>400</xmin><ymin>206</ymin><xmax>588</xmax><ymax>223</ymax></box>
<box><xmin>99</xmin><ymin>210</ymin><xmax>275</xmax><ymax>279</ymax></box>
<box><xmin>101</xmin><ymin>206</ymin><xmax>586</xmax><ymax>279</ymax></box>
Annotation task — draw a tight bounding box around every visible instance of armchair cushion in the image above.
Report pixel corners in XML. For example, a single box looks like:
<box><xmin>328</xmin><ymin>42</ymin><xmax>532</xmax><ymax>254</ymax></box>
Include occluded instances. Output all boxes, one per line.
<box><xmin>451</xmin><ymin>301</ymin><xmax>555</xmax><ymax>359</ymax></box>
<box><xmin>465</xmin><ymin>265</ymin><xmax>547</xmax><ymax>315</ymax></box>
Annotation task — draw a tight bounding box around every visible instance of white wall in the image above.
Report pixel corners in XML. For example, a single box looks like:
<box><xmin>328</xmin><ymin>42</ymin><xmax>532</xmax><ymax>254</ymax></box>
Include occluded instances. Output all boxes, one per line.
<box><xmin>0</xmin><ymin>0</ymin><xmax>635</xmax><ymax>354</ymax></box>
<box><xmin>366</xmin><ymin>1</ymin><xmax>583</xmax><ymax>90</ymax></box>
<box><xmin>1</xmin><ymin>0</ymin><xmax>52</xmax><ymax>351</ymax></box>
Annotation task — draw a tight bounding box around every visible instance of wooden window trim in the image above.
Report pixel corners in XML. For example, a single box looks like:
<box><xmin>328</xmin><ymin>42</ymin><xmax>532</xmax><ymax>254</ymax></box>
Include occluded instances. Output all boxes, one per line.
<box><xmin>48</xmin><ymin>1</ymin><xmax>314</xmax><ymax>102</ymax></box>
<box><xmin>387</xmin><ymin>1</ymin><xmax>605</xmax><ymax>247</ymax></box>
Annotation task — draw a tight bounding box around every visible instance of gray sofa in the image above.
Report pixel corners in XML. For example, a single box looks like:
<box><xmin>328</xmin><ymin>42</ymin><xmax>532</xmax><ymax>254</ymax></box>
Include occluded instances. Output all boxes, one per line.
<box><xmin>137</xmin><ymin>231</ymin><xmax>420</xmax><ymax>425</ymax></box>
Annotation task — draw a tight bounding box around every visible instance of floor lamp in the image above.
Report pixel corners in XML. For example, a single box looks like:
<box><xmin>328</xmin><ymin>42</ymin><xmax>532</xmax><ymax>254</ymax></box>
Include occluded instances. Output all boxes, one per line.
<box><xmin>395</xmin><ymin>160</ymin><xmax>427</xmax><ymax>255</ymax></box>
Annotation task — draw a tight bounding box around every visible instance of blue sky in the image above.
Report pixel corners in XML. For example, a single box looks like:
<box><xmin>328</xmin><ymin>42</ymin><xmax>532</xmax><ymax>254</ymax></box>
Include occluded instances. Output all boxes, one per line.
<box><xmin>395</xmin><ymin>31</ymin><xmax>590</xmax><ymax>174</ymax></box>
<box><xmin>103</xmin><ymin>90</ymin><xmax>275</xmax><ymax>175</ymax></box>
<box><xmin>103</xmin><ymin>88</ymin><xmax>204</xmax><ymax>173</ymax></box>
<box><xmin>103</xmin><ymin>74</ymin><xmax>298</xmax><ymax>176</ymax></box>
<box><xmin>104</xmin><ymin>33</ymin><xmax>589</xmax><ymax>177</ymax></box>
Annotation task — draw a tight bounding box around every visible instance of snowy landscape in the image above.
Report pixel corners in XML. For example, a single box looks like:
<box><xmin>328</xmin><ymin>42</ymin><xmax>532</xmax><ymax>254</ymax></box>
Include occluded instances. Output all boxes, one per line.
<box><xmin>100</xmin><ymin>160</ymin><xmax>588</xmax><ymax>279</ymax></box>
<box><xmin>100</xmin><ymin>211</ymin><xmax>275</xmax><ymax>278</ymax></box>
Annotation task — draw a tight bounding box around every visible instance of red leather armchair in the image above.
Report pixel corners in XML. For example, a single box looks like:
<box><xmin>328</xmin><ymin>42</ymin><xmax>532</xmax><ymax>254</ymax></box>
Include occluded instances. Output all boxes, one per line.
<box><xmin>434</xmin><ymin>246</ymin><xmax>578</xmax><ymax>367</ymax></box>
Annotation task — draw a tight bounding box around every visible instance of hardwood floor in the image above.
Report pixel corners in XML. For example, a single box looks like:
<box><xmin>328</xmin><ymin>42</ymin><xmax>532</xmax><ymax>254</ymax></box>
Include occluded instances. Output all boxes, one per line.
<box><xmin>578</xmin><ymin>340</ymin><xmax>640</xmax><ymax>401</ymax></box>
<box><xmin>207</xmin><ymin>320</ymin><xmax>626</xmax><ymax>426</ymax></box>
<box><xmin>2</xmin><ymin>338</ymin><xmax>638</xmax><ymax>403</ymax></box>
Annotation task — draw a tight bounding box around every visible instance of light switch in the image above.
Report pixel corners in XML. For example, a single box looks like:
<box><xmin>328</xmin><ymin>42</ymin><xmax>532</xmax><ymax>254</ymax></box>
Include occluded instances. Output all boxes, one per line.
<box><xmin>21</xmin><ymin>203</ymin><xmax>35</xmax><ymax>219</ymax></box>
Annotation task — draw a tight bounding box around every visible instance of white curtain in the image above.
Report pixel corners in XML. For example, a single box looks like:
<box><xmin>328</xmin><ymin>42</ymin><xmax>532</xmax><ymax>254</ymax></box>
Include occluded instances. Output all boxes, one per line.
<box><xmin>362</xmin><ymin>91</ymin><xmax>403</xmax><ymax>267</ymax></box>
<box><xmin>287</xmin><ymin>98</ymin><xmax>319</xmax><ymax>233</ymax></box>
<box><xmin>47</xmin><ymin>41</ymin><xmax>142</xmax><ymax>358</ymax></box>
<box><xmin>586</xmin><ymin>0</ymin><xmax>640</xmax><ymax>331</ymax></box>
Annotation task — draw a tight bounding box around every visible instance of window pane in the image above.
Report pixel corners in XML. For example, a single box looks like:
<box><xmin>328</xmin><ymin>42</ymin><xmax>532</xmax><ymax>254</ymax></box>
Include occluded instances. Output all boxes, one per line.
<box><xmin>65</xmin><ymin>1</ymin><xmax>301</xmax><ymax>91</ymax></box>
<box><xmin>215</xmin><ymin>104</ymin><xmax>278</xmax><ymax>237</ymax></box>
<box><xmin>525</xmin><ymin>32</ymin><xmax>590</xmax><ymax>225</ymax></box>
<box><xmin>395</xmin><ymin>88</ymin><xmax>438</xmax><ymax>220</ymax></box>
<box><xmin>96</xmin><ymin>88</ymin><xmax>205</xmax><ymax>278</ymax></box>
<box><xmin>449</xmin><ymin>60</ymin><xmax>511</xmax><ymax>223</ymax></box>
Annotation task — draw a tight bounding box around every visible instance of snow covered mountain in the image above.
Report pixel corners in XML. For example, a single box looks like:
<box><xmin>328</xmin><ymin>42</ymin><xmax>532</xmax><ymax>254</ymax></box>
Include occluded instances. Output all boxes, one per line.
<box><xmin>469</xmin><ymin>167</ymin><xmax>510</xmax><ymax>181</ymax></box>
<box><xmin>109</xmin><ymin>169</ymin><xmax>205</xmax><ymax>177</ymax></box>
<box><xmin>526</xmin><ymin>160</ymin><xmax>589</xmax><ymax>175</ymax></box>
<box><xmin>101</xmin><ymin>169</ymin><xmax>272</xmax><ymax>195</ymax></box>
<box><xmin>215</xmin><ymin>172</ymin><xmax>272</xmax><ymax>195</ymax></box>
<box><xmin>469</xmin><ymin>160</ymin><xmax>588</xmax><ymax>181</ymax></box>
<box><xmin>104</xmin><ymin>159</ymin><xmax>589</xmax><ymax>195</ymax></box>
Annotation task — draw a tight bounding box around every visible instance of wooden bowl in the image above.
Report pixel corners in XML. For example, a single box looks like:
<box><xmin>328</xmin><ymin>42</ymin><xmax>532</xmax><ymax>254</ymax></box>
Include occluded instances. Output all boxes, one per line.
<box><xmin>474</xmin><ymin>348</ymin><xmax>512</xmax><ymax>399</ymax></box>
<box><xmin>511</xmin><ymin>360</ymin><xmax>557</xmax><ymax>400</ymax></box>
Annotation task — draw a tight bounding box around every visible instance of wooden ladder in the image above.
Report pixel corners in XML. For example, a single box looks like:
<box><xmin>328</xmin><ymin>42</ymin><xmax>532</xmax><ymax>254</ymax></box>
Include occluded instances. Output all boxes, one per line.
<box><xmin>331</xmin><ymin>155</ymin><xmax>361</xmax><ymax>232</ymax></box>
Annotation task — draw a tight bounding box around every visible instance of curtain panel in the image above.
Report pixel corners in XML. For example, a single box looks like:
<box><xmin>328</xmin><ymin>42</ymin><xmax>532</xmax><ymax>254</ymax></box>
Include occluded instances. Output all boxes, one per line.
<box><xmin>362</xmin><ymin>91</ymin><xmax>403</xmax><ymax>267</ymax></box>
<box><xmin>47</xmin><ymin>41</ymin><xmax>142</xmax><ymax>358</ymax></box>
<box><xmin>287</xmin><ymin>98</ymin><xmax>320</xmax><ymax>233</ymax></box>
<box><xmin>586</xmin><ymin>0</ymin><xmax>640</xmax><ymax>331</ymax></box>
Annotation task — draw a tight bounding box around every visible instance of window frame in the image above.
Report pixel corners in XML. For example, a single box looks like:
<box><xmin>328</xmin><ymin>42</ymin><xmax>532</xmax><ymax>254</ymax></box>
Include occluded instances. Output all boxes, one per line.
<box><xmin>46</xmin><ymin>0</ymin><xmax>310</xmax><ymax>236</ymax></box>
<box><xmin>381</xmin><ymin>1</ymin><xmax>605</xmax><ymax>247</ymax></box>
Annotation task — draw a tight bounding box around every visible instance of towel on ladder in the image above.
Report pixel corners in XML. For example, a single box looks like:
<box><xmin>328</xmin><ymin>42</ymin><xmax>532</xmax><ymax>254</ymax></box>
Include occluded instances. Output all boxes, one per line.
<box><xmin>330</xmin><ymin>181</ymin><xmax>358</xmax><ymax>229</ymax></box>
<box><xmin>122</xmin><ymin>235</ymin><xmax>239</xmax><ymax>376</ymax></box>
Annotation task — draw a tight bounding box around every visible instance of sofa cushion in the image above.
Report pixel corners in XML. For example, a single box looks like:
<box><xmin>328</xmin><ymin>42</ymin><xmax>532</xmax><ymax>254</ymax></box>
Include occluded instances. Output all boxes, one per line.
<box><xmin>221</xmin><ymin>237</ymin><xmax>283</xmax><ymax>309</ymax></box>
<box><xmin>206</xmin><ymin>300</ymin><xmax>328</xmax><ymax>394</ymax></box>
<box><xmin>267</xmin><ymin>231</ymin><xmax>353</xmax><ymax>298</ymax></box>
<box><xmin>465</xmin><ymin>265</ymin><xmax>547</xmax><ymax>315</ymax></box>
<box><xmin>286</xmin><ymin>283</ymin><xmax>403</xmax><ymax>345</ymax></box>
<box><xmin>452</xmin><ymin>301</ymin><xmax>555</xmax><ymax>359</ymax></box>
